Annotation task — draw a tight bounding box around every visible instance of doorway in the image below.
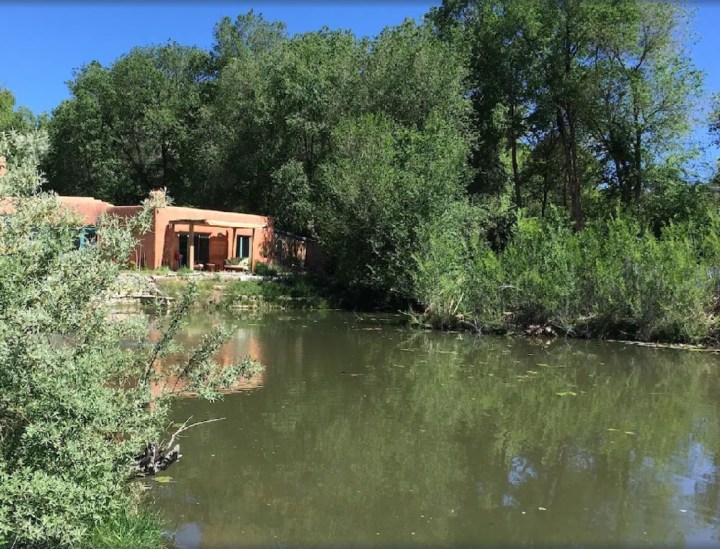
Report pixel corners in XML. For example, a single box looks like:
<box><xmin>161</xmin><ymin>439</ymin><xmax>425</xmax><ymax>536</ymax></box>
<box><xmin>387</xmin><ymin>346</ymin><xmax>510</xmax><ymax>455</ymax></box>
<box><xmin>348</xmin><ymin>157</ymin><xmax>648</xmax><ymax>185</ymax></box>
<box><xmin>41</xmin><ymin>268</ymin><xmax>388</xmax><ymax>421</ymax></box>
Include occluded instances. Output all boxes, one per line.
<box><xmin>178</xmin><ymin>233</ymin><xmax>210</xmax><ymax>267</ymax></box>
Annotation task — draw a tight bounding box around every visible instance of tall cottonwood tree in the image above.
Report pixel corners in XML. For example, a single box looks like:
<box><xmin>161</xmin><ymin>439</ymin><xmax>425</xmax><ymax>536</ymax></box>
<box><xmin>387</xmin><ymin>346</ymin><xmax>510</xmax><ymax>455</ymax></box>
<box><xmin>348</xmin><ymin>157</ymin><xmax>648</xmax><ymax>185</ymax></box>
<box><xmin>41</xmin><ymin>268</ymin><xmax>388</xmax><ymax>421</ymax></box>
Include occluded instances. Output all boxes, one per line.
<box><xmin>430</xmin><ymin>0</ymin><xmax>539</xmax><ymax>206</ymax></box>
<box><xmin>588</xmin><ymin>1</ymin><xmax>701</xmax><ymax>204</ymax></box>
<box><xmin>44</xmin><ymin>44</ymin><xmax>210</xmax><ymax>205</ymax></box>
<box><xmin>430</xmin><ymin>0</ymin><xmax>701</xmax><ymax>229</ymax></box>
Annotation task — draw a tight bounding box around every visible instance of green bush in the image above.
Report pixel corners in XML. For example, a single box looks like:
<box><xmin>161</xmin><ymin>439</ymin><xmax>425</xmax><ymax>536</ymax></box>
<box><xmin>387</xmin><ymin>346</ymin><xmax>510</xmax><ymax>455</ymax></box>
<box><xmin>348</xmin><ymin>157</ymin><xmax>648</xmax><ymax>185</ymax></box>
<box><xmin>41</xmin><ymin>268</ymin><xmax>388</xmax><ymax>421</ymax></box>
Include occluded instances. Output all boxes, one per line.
<box><xmin>0</xmin><ymin>131</ymin><xmax>259</xmax><ymax>547</ymax></box>
<box><xmin>253</xmin><ymin>261</ymin><xmax>278</xmax><ymax>277</ymax></box>
<box><xmin>414</xmin><ymin>204</ymin><xmax>720</xmax><ymax>344</ymax></box>
<box><xmin>499</xmin><ymin>211</ymin><xmax>581</xmax><ymax>330</ymax></box>
<box><xmin>414</xmin><ymin>201</ymin><xmax>504</xmax><ymax>331</ymax></box>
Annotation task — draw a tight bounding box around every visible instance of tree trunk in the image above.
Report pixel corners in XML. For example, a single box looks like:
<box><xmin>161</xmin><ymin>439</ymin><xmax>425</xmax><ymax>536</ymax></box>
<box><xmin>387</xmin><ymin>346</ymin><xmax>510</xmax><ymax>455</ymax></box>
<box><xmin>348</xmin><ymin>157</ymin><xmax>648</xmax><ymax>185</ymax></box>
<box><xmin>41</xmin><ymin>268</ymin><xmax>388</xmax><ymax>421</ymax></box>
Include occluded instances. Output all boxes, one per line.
<box><xmin>510</xmin><ymin>103</ymin><xmax>522</xmax><ymax>209</ymax></box>
<box><xmin>611</xmin><ymin>155</ymin><xmax>629</xmax><ymax>202</ymax></box>
<box><xmin>511</xmin><ymin>136</ymin><xmax>522</xmax><ymax>209</ymax></box>
<box><xmin>557</xmin><ymin>107</ymin><xmax>583</xmax><ymax>231</ymax></box>
<box><xmin>555</xmin><ymin>10</ymin><xmax>583</xmax><ymax>231</ymax></box>
<box><xmin>567</xmin><ymin>109</ymin><xmax>584</xmax><ymax>230</ymax></box>
<box><xmin>161</xmin><ymin>141</ymin><xmax>169</xmax><ymax>189</ymax></box>
<box><xmin>632</xmin><ymin>124</ymin><xmax>642</xmax><ymax>203</ymax></box>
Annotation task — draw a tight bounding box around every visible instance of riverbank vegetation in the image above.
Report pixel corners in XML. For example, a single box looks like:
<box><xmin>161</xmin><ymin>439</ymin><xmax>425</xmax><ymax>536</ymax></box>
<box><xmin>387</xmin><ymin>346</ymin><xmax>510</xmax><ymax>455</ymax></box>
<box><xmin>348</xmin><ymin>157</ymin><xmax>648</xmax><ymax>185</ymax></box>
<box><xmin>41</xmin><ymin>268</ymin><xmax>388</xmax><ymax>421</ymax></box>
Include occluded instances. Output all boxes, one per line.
<box><xmin>0</xmin><ymin>131</ymin><xmax>260</xmax><ymax>547</ymax></box>
<box><xmin>415</xmin><ymin>206</ymin><xmax>720</xmax><ymax>343</ymax></box>
<box><xmin>152</xmin><ymin>275</ymin><xmax>334</xmax><ymax>310</ymax></box>
<box><xmin>0</xmin><ymin>0</ymin><xmax>717</xmax><ymax>342</ymax></box>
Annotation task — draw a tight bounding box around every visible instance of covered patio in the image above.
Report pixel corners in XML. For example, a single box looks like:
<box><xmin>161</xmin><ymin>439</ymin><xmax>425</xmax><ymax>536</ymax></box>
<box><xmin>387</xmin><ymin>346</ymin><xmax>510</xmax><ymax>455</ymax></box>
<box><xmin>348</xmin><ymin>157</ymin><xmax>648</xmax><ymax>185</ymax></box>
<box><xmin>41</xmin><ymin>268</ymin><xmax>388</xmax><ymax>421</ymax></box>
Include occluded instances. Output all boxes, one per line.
<box><xmin>168</xmin><ymin>218</ymin><xmax>268</xmax><ymax>271</ymax></box>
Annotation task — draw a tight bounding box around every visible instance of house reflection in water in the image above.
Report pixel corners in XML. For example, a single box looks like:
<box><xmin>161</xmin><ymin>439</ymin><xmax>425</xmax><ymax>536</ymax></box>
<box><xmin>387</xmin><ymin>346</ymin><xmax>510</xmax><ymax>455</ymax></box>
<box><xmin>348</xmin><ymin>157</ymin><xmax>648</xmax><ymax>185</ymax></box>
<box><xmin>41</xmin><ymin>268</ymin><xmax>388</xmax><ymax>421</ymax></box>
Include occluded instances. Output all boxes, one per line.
<box><xmin>148</xmin><ymin>321</ymin><xmax>266</xmax><ymax>398</ymax></box>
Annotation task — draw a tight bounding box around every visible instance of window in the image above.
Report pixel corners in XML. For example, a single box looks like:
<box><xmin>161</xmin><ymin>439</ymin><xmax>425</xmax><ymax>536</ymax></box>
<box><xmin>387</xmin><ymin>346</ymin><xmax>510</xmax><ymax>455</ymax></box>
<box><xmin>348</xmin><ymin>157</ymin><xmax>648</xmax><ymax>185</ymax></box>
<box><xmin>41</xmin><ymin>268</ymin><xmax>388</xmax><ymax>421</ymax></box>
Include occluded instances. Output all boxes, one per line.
<box><xmin>73</xmin><ymin>226</ymin><xmax>97</xmax><ymax>249</ymax></box>
<box><xmin>236</xmin><ymin>235</ymin><xmax>251</xmax><ymax>259</ymax></box>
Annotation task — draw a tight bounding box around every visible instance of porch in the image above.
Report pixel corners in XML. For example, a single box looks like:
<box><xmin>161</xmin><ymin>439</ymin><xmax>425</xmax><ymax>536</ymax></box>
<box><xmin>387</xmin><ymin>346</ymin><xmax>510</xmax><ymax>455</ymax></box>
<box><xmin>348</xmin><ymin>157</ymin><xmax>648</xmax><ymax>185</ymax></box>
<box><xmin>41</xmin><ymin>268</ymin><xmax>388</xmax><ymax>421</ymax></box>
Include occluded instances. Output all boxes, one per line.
<box><xmin>168</xmin><ymin>218</ymin><xmax>267</xmax><ymax>272</ymax></box>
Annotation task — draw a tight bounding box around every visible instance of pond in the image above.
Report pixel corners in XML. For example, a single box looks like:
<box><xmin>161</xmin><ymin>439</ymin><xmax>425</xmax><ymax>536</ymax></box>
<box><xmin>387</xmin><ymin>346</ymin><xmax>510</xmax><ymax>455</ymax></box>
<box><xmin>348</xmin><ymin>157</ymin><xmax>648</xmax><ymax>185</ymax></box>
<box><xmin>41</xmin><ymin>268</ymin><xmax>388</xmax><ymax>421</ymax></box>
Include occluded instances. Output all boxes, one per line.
<box><xmin>152</xmin><ymin>310</ymin><xmax>720</xmax><ymax>547</ymax></box>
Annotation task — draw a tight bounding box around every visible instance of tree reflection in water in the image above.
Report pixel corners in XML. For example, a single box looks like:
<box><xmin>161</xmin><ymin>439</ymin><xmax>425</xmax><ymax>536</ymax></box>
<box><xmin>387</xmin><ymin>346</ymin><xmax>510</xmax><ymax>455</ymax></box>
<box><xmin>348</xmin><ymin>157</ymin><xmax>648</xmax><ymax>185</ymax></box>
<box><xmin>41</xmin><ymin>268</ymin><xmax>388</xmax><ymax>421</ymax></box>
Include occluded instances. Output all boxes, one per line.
<box><xmin>155</xmin><ymin>311</ymin><xmax>720</xmax><ymax>548</ymax></box>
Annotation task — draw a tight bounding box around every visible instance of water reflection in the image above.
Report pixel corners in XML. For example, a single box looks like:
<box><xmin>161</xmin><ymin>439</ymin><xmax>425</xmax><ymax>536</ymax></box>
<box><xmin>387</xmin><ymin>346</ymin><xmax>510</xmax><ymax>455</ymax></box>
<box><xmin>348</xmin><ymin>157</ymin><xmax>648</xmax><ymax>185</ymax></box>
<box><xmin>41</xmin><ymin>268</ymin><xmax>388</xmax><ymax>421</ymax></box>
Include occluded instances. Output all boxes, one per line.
<box><xmin>153</xmin><ymin>312</ymin><xmax>720</xmax><ymax>547</ymax></box>
<box><xmin>147</xmin><ymin>315</ymin><xmax>266</xmax><ymax>397</ymax></box>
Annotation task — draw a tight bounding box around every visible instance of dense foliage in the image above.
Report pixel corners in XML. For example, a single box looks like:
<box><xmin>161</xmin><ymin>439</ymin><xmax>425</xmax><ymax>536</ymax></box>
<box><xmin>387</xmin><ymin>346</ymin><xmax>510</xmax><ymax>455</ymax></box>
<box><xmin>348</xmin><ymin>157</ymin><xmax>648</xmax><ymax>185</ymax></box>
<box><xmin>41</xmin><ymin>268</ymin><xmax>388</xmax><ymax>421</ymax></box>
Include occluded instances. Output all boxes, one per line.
<box><xmin>24</xmin><ymin>1</ymin><xmax>719</xmax><ymax>327</ymax></box>
<box><xmin>415</xmin><ymin>205</ymin><xmax>720</xmax><ymax>342</ymax></box>
<box><xmin>0</xmin><ymin>130</ymin><xmax>259</xmax><ymax>547</ymax></box>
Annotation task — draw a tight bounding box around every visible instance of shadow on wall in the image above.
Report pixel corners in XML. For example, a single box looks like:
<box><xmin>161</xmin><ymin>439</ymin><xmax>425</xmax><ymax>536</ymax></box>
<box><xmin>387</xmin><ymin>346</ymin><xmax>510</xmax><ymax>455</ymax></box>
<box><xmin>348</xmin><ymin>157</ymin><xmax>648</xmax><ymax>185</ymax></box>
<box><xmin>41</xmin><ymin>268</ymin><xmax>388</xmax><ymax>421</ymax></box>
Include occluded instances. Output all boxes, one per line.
<box><xmin>264</xmin><ymin>227</ymin><xmax>324</xmax><ymax>273</ymax></box>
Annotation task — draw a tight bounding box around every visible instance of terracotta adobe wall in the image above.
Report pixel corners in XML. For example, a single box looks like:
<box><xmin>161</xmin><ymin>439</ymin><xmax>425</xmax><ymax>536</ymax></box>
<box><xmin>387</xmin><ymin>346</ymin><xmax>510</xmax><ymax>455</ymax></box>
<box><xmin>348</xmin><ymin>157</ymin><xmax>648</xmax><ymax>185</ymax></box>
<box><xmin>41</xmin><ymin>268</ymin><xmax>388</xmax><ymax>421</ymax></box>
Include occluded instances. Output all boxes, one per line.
<box><xmin>2</xmin><ymin>192</ymin><xmax>310</xmax><ymax>271</ymax></box>
<box><xmin>58</xmin><ymin>197</ymin><xmax>114</xmax><ymax>225</ymax></box>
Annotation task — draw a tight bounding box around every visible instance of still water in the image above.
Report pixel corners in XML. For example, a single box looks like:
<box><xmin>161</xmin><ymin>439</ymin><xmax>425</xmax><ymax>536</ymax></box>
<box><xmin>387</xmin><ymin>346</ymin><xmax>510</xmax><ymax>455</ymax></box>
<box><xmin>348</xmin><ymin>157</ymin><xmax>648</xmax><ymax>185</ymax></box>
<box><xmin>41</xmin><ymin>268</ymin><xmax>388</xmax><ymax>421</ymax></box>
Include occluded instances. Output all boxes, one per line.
<box><xmin>153</xmin><ymin>311</ymin><xmax>720</xmax><ymax>547</ymax></box>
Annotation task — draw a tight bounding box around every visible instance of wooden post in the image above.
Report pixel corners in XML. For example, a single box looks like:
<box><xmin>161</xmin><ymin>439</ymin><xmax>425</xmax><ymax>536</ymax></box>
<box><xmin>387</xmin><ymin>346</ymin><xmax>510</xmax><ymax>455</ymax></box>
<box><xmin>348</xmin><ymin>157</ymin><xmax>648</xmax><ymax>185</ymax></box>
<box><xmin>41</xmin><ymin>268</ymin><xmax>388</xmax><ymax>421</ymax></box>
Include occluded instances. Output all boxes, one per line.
<box><xmin>188</xmin><ymin>223</ymin><xmax>195</xmax><ymax>270</ymax></box>
<box><xmin>225</xmin><ymin>229</ymin><xmax>232</xmax><ymax>261</ymax></box>
<box><xmin>251</xmin><ymin>228</ymin><xmax>256</xmax><ymax>271</ymax></box>
<box><xmin>169</xmin><ymin>222</ymin><xmax>177</xmax><ymax>269</ymax></box>
<box><xmin>232</xmin><ymin>228</ymin><xmax>237</xmax><ymax>259</ymax></box>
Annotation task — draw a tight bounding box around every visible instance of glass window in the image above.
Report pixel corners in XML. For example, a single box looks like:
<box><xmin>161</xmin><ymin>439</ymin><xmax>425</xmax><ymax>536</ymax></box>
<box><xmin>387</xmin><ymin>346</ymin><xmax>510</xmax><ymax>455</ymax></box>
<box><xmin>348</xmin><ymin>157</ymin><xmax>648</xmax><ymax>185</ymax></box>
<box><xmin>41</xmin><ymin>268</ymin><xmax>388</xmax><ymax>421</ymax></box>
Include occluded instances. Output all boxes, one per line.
<box><xmin>236</xmin><ymin>236</ymin><xmax>251</xmax><ymax>259</ymax></box>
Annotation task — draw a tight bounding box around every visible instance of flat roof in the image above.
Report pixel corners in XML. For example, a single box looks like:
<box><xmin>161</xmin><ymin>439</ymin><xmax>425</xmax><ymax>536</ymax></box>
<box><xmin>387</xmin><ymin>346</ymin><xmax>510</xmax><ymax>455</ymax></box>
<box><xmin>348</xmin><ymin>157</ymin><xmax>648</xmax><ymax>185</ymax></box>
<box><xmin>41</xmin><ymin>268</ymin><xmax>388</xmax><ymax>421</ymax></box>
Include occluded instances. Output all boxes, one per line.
<box><xmin>169</xmin><ymin>218</ymin><xmax>267</xmax><ymax>230</ymax></box>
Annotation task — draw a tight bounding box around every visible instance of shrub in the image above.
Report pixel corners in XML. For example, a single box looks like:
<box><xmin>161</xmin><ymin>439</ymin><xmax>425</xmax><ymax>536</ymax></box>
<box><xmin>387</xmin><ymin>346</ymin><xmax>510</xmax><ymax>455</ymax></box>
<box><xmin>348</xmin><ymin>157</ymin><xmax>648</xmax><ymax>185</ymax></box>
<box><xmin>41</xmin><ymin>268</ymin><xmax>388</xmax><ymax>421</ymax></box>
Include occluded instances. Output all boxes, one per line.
<box><xmin>413</xmin><ymin>202</ymin><xmax>719</xmax><ymax>344</ymax></box>
<box><xmin>0</xmin><ymin>130</ymin><xmax>259</xmax><ymax>546</ymax></box>
<box><xmin>253</xmin><ymin>261</ymin><xmax>278</xmax><ymax>277</ymax></box>
<box><xmin>414</xmin><ymin>201</ymin><xmax>504</xmax><ymax>331</ymax></box>
<box><xmin>499</xmin><ymin>210</ymin><xmax>581</xmax><ymax>330</ymax></box>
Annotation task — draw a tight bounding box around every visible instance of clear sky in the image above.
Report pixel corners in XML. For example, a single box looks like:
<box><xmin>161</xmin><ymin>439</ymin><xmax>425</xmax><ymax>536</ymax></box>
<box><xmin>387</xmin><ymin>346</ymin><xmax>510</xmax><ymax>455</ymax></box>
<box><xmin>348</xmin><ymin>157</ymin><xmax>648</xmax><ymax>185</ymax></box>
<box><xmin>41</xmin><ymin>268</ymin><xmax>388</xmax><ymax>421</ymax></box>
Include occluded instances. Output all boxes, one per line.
<box><xmin>1</xmin><ymin>1</ymin><xmax>718</xmax><ymax>166</ymax></box>
<box><xmin>1</xmin><ymin>2</ymin><xmax>434</xmax><ymax>114</ymax></box>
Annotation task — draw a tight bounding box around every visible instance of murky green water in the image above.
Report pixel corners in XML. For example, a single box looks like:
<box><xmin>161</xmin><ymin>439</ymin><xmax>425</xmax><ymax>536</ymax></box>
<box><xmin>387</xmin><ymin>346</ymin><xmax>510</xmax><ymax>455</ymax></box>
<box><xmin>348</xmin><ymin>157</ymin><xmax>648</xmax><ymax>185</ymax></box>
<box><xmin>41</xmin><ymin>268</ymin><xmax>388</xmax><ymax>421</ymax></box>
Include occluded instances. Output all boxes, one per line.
<box><xmin>153</xmin><ymin>311</ymin><xmax>720</xmax><ymax>547</ymax></box>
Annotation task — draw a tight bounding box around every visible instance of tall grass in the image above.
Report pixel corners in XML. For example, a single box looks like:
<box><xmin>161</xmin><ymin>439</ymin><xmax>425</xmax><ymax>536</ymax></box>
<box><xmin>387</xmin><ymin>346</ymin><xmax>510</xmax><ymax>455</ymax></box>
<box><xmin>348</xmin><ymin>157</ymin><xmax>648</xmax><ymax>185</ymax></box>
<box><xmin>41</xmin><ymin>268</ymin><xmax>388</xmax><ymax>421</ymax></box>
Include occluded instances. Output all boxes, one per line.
<box><xmin>414</xmin><ymin>207</ymin><xmax>720</xmax><ymax>344</ymax></box>
<box><xmin>90</xmin><ymin>507</ymin><xmax>165</xmax><ymax>549</ymax></box>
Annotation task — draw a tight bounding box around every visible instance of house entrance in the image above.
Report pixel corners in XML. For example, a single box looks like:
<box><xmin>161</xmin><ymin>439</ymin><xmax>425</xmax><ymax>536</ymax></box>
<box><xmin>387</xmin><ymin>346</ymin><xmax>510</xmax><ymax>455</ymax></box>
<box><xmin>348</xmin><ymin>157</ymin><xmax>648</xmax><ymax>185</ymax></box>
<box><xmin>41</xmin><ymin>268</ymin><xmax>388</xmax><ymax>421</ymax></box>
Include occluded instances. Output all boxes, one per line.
<box><xmin>178</xmin><ymin>233</ymin><xmax>210</xmax><ymax>267</ymax></box>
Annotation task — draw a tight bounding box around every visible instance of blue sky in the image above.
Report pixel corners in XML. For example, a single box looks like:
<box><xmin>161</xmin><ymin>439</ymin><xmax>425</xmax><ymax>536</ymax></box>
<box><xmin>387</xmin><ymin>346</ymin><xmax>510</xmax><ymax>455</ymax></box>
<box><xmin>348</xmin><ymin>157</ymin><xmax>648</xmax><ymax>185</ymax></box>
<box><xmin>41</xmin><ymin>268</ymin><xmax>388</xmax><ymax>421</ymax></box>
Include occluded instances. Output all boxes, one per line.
<box><xmin>1</xmin><ymin>2</ymin><xmax>433</xmax><ymax>114</ymax></box>
<box><xmin>2</xmin><ymin>1</ymin><xmax>718</xmax><ymax>167</ymax></box>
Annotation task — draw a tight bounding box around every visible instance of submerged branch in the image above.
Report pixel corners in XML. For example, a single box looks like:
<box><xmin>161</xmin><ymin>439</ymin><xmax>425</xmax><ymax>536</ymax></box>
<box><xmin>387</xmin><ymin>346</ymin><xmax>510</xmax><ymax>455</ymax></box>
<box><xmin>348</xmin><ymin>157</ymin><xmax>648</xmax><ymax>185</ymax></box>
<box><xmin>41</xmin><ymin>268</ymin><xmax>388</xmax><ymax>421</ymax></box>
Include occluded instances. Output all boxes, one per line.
<box><xmin>134</xmin><ymin>416</ymin><xmax>225</xmax><ymax>477</ymax></box>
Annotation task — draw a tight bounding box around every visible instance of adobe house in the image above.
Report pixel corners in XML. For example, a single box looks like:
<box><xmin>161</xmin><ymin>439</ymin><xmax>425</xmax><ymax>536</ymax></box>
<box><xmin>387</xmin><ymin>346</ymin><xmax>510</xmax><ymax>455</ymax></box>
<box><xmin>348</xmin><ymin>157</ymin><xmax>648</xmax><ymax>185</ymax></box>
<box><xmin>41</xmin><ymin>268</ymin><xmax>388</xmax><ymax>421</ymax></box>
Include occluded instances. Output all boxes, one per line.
<box><xmin>8</xmin><ymin>193</ymin><xmax>281</xmax><ymax>271</ymax></box>
<box><xmin>1</xmin><ymin>184</ymin><xmax>315</xmax><ymax>270</ymax></box>
<box><xmin>109</xmin><ymin>202</ymin><xmax>273</xmax><ymax>271</ymax></box>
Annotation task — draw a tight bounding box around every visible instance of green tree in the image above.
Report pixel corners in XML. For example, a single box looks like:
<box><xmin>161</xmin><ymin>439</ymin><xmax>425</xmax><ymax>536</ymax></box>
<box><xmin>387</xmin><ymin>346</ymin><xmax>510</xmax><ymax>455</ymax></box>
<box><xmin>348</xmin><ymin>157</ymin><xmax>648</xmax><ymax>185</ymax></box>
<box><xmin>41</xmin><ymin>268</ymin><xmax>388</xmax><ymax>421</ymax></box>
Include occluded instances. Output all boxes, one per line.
<box><xmin>430</xmin><ymin>0</ymin><xmax>702</xmax><ymax>230</ymax></box>
<box><xmin>44</xmin><ymin>44</ymin><xmax>211</xmax><ymax>205</ymax></box>
<box><xmin>711</xmin><ymin>94</ymin><xmax>720</xmax><ymax>186</ymax></box>
<box><xmin>194</xmin><ymin>12</ymin><xmax>288</xmax><ymax>210</ymax></box>
<box><xmin>205</xmin><ymin>21</ymin><xmax>366</xmax><ymax>225</ymax></box>
<box><xmin>587</xmin><ymin>1</ymin><xmax>701</xmax><ymax>204</ymax></box>
<box><xmin>316</xmin><ymin>112</ymin><xmax>470</xmax><ymax>303</ymax></box>
<box><xmin>430</xmin><ymin>0</ymin><xmax>539</xmax><ymax>206</ymax></box>
<box><xmin>0</xmin><ymin>87</ymin><xmax>39</xmax><ymax>132</ymax></box>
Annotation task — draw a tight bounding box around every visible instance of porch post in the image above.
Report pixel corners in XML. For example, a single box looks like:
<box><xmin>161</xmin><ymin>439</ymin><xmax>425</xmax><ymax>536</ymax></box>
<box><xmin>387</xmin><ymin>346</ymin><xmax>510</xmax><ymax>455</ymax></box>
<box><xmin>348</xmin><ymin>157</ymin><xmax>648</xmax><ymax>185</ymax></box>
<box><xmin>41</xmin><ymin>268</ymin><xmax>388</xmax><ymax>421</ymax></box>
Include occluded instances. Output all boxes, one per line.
<box><xmin>188</xmin><ymin>223</ymin><xmax>195</xmax><ymax>270</ymax></box>
<box><xmin>251</xmin><ymin>227</ymin><xmax>257</xmax><ymax>271</ymax></box>
<box><xmin>169</xmin><ymin>222</ymin><xmax>176</xmax><ymax>269</ymax></box>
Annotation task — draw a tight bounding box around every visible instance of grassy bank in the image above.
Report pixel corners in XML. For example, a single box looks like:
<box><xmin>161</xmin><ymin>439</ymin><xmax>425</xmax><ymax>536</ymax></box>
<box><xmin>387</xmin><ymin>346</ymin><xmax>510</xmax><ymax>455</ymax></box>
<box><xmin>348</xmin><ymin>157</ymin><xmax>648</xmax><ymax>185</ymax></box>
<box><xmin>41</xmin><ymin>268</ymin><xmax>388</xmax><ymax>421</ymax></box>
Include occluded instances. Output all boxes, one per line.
<box><xmin>89</xmin><ymin>507</ymin><xmax>165</xmax><ymax>549</ymax></box>
<box><xmin>141</xmin><ymin>274</ymin><xmax>336</xmax><ymax>311</ymax></box>
<box><xmin>414</xmin><ymin>209</ymin><xmax>720</xmax><ymax>345</ymax></box>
